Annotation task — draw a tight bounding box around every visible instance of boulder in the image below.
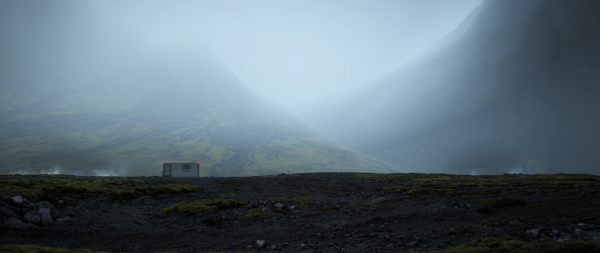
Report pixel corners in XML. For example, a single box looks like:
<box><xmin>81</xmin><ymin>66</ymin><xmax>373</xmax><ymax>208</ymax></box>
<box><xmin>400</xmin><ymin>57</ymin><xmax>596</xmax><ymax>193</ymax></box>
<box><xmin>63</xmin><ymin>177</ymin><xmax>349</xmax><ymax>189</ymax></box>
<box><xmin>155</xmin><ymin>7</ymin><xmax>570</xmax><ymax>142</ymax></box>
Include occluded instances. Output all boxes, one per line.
<box><xmin>39</xmin><ymin>208</ymin><xmax>53</xmax><ymax>226</ymax></box>
<box><xmin>4</xmin><ymin>217</ymin><xmax>28</xmax><ymax>230</ymax></box>
<box><xmin>50</xmin><ymin>206</ymin><xmax>60</xmax><ymax>219</ymax></box>
<box><xmin>11</xmin><ymin>196</ymin><xmax>23</xmax><ymax>204</ymax></box>
<box><xmin>23</xmin><ymin>210</ymin><xmax>41</xmax><ymax>224</ymax></box>
<box><xmin>0</xmin><ymin>205</ymin><xmax>23</xmax><ymax>219</ymax></box>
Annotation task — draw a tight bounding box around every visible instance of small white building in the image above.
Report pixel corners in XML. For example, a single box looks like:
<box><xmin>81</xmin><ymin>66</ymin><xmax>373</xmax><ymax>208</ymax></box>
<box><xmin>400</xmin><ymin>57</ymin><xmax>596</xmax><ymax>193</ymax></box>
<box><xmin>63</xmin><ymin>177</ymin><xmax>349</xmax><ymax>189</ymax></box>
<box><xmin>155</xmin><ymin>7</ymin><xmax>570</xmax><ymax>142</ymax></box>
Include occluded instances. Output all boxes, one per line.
<box><xmin>163</xmin><ymin>163</ymin><xmax>200</xmax><ymax>177</ymax></box>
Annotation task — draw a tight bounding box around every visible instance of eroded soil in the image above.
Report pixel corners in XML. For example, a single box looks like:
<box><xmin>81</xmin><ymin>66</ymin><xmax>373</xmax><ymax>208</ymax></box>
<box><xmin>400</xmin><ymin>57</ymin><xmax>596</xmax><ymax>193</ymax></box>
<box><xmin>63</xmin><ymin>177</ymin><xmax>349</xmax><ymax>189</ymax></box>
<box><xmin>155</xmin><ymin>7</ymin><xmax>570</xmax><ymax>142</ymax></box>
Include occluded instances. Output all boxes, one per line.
<box><xmin>1</xmin><ymin>172</ymin><xmax>600</xmax><ymax>253</ymax></box>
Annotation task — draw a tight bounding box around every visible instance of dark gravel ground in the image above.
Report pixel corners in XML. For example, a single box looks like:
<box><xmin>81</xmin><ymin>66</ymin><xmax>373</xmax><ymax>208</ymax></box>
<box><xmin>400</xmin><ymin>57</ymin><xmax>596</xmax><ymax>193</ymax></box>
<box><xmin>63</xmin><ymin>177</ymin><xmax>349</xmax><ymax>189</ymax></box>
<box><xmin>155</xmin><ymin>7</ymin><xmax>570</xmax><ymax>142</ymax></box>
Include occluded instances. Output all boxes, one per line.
<box><xmin>1</xmin><ymin>172</ymin><xmax>600</xmax><ymax>253</ymax></box>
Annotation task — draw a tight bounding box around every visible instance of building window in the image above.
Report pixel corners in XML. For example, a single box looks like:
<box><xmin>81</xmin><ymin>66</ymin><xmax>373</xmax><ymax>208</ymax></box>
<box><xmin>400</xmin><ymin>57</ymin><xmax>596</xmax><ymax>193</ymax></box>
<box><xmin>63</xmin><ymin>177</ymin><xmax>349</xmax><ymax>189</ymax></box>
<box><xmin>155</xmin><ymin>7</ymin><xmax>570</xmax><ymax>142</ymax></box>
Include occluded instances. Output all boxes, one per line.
<box><xmin>183</xmin><ymin>164</ymin><xmax>191</xmax><ymax>172</ymax></box>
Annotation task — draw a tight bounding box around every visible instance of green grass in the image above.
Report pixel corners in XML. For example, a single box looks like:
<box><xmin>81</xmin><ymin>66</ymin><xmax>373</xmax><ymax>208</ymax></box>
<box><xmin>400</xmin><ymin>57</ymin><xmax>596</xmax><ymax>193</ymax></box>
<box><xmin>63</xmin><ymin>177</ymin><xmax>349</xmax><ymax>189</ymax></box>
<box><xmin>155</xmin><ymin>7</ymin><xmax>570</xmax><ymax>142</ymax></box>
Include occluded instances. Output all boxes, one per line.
<box><xmin>216</xmin><ymin>193</ymin><xmax>236</xmax><ymax>198</ymax></box>
<box><xmin>158</xmin><ymin>199</ymin><xmax>247</xmax><ymax>215</ymax></box>
<box><xmin>0</xmin><ymin>244</ymin><xmax>256</xmax><ymax>253</ymax></box>
<box><xmin>381</xmin><ymin>173</ymin><xmax>598</xmax><ymax>196</ymax></box>
<box><xmin>242</xmin><ymin>207</ymin><xmax>284</xmax><ymax>219</ymax></box>
<box><xmin>0</xmin><ymin>177</ymin><xmax>201</xmax><ymax>201</ymax></box>
<box><xmin>418</xmin><ymin>237</ymin><xmax>600</xmax><ymax>253</ymax></box>
<box><xmin>0</xmin><ymin>86</ymin><xmax>405</xmax><ymax>178</ymax></box>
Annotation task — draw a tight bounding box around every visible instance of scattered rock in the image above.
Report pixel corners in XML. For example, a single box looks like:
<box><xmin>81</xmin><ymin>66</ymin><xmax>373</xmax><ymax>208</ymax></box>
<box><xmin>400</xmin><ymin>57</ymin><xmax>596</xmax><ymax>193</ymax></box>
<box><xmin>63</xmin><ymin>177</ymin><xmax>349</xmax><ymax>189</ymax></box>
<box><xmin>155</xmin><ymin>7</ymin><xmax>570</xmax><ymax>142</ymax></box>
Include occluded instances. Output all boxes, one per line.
<box><xmin>526</xmin><ymin>228</ymin><xmax>539</xmax><ymax>238</ymax></box>
<box><xmin>23</xmin><ymin>210</ymin><xmax>41</xmax><ymax>224</ymax></box>
<box><xmin>39</xmin><ymin>208</ymin><xmax>53</xmax><ymax>226</ymax></box>
<box><xmin>4</xmin><ymin>217</ymin><xmax>28</xmax><ymax>230</ymax></box>
<box><xmin>574</xmin><ymin>228</ymin><xmax>583</xmax><ymax>238</ymax></box>
<box><xmin>11</xmin><ymin>196</ymin><xmax>23</xmax><ymax>204</ymax></box>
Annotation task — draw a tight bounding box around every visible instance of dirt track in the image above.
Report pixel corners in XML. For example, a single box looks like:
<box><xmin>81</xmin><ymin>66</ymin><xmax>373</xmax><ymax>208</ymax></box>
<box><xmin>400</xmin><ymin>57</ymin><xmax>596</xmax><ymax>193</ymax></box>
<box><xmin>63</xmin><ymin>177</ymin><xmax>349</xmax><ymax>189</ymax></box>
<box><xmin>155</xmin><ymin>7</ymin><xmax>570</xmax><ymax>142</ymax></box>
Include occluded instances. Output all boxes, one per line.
<box><xmin>1</xmin><ymin>172</ymin><xmax>600</xmax><ymax>253</ymax></box>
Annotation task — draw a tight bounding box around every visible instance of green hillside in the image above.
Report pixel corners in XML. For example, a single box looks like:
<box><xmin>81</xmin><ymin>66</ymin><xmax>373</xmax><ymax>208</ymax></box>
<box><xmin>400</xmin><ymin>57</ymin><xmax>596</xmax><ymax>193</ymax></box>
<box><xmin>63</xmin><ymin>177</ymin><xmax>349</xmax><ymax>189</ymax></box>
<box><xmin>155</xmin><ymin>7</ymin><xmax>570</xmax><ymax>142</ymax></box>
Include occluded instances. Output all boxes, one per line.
<box><xmin>0</xmin><ymin>90</ymin><xmax>402</xmax><ymax>177</ymax></box>
<box><xmin>0</xmin><ymin>1</ymin><xmax>403</xmax><ymax>177</ymax></box>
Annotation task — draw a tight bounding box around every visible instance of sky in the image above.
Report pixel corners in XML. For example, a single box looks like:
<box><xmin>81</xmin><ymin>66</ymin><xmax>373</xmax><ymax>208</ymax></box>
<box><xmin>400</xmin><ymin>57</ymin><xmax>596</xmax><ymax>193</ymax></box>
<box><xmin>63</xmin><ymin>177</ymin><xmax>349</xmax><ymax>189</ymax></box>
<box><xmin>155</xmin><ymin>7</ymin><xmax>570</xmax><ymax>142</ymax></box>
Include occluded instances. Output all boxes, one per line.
<box><xmin>90</xmin><ymin>0</ymin><xmax>483</xmax><ymax>118</ymax></box>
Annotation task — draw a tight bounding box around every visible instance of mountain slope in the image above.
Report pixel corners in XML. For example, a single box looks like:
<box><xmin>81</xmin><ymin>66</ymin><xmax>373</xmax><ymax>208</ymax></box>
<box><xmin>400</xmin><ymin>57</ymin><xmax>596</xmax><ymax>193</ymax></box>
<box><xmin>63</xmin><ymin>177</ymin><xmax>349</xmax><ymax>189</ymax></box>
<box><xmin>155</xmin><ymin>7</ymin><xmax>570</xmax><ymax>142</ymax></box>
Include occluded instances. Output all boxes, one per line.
<box><xmin>312</xmin><ymin>0</ymin><xmax>600</xmax><ymax>174</ymax></box>
<box><xmin>0</xmin><ymin>1</ymin><xmax>402</xmax><ymax>176</ymax></box>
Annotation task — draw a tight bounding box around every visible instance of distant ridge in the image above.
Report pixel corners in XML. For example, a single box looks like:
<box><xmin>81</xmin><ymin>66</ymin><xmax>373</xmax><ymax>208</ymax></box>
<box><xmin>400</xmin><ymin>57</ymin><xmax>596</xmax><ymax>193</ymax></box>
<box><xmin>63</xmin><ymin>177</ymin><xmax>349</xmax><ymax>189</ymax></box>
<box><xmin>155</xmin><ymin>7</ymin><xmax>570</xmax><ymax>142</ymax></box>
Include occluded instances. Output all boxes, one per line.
<box><xmin>0</xmin><ymin>1</ymin><xmax>403</xmax><ymax>176</ymax></box>
<box><xmin>312</xmin><ymin>0</ymin><xmax>600</xmax><ymax>175</ymax></box>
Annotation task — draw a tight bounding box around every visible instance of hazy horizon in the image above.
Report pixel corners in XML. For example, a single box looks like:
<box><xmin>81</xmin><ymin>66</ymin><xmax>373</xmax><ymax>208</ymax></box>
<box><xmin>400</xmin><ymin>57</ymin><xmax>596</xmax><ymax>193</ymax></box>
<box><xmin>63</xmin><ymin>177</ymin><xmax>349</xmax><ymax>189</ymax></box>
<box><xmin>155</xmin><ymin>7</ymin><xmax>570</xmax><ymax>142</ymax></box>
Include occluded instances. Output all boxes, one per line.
<box><xmin>89</xmin><ymin>0</ymin><xmax>483</xmax><ymax>120</ymax></box>
<box><xmin>2</xmin><ymin>0</ymin><xmax>597</xmax><ymax>177</ymax></box>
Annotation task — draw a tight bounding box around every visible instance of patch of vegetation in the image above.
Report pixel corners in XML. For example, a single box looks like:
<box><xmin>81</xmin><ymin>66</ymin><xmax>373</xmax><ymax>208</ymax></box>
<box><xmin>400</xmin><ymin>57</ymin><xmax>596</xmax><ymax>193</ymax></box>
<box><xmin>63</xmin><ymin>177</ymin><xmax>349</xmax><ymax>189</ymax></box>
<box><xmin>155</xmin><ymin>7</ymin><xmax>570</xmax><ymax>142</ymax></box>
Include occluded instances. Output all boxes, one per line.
<box><xmin>417</xmin><ymin>237</ymin><xmax>600</xmax><ymax>253</ymax></box>
<box><xmin>321</xmin><ymin>190</ymin><xmax>337</xmax><ymax>194</ymax></box>
<box><xmin>158</xmin><ymin>199</ymin><xmax>247</xmax><ymax>215</ymax></box>
<box><xmin>0</xmin><ymin>87</ymin><xmax>405</xmax><ymax>178</ymax></box>
<box><xmin>384</xmin><ymin>183</ymin><xmax>456</xmax><ymax>195</ymax></box>
<box><xmin>381</xmin><ymin>173</ymin><xmax>599</xmax><ymax>197</ymax></box>
<box><xmin>478</xmin><ymin>217</ymin><xmax>505</xmax><ymax>224</ymax></box>
<box><xmin>217</xmin><ymin>193</ymin><xmax>236</xmax><ymax>198</ymax></box>
<box><xmin>271</xmin><ymin>195</ymin><xmax>313</xmax><ymax>206</ymax></box>
<box><xmin>345</xmin><ymin>173</ymin><xmax>405</xmax><ymax>178</ymax></box>
<box><xmin>0</xmin><ymin>178</ymin><xmax>202</xmax><ymax>201</ymax></box>
<box><xmin>242</xmin><ymin>207</ymin><xmax>284</xmax><ymax>219</ymax></box>
<box><xmin>0</xmin><ymin>244</ymin><xmax>110</xmax><ymax>253</ymax></box>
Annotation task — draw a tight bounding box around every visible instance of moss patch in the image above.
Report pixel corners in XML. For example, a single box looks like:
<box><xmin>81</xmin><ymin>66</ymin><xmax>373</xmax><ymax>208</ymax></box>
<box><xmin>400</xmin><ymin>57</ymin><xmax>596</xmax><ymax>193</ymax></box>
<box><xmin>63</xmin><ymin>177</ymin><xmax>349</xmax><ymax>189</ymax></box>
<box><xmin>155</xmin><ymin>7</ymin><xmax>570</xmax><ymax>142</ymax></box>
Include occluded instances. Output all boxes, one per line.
<box><xmin>383</xmin><ymin>173</ymin><xmax>598</xmax><ymax>197</ymax></box>
<box><xmin>385</xmin><ymin>183</ymin><xmax>456</xmax><ymax>195</ymax></box>
<box><xmin>345</xmin><ymin>173</ymin><xmax>406</xmax><ymax>179</ymax></box>
<box><xmin>158</xmin><ymin>199</ymin><xmax>247</xmax><ymax>215</ymax></box>
<box><xmin>0</xmin><ymin>178</ymin><xmax>202</xmax><ymax>201</ymax></box>
<box><xmin>217</xmin><ymin>193</ymin><xmax>236</xmax><ymax>198</ymax></box>
<box><xmin>242</xmin><ymin>208</ymin><xmax>284</xmax><ymax>219</ymax></box>
<box><xmin>417</xmin><ymin>237</ymin><xmax>600</xmax><ymax>253</ymax></box>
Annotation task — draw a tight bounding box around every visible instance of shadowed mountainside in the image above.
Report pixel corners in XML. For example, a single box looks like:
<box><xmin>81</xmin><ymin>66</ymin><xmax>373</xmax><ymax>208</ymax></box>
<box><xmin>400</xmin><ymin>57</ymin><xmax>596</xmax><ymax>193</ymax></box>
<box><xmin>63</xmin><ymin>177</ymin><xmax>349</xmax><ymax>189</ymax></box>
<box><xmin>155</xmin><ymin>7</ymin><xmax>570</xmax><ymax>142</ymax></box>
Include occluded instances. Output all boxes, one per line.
<box><xmin>0</xmin><ymin>1</ymin><xmax>402</xmax><ymax>177</ymax></box>
<box><xmin>310</xmin><ymin>0</ymin><xmax>600</xmax><ymax>175</ymax></box>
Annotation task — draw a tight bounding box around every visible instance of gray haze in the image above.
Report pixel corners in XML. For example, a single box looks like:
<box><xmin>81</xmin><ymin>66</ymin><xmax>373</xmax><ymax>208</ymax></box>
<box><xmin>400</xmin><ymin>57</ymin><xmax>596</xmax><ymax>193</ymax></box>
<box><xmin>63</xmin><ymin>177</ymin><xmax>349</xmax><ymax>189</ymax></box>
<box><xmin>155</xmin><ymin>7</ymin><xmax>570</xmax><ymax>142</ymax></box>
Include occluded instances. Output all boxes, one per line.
<box><xmin>89</xmin><ymin>0</ymin><xmax>482</xmax><ymax>118</ymax></box>
<box><xmin>310</xmin><ymin>0</ymin><xmax>600</xmax><ymax>176</ymax></box>
<box><xmin>3</xmin><ymin>0</ymin><xmax>596</xmax><ymax>177</ymax></box>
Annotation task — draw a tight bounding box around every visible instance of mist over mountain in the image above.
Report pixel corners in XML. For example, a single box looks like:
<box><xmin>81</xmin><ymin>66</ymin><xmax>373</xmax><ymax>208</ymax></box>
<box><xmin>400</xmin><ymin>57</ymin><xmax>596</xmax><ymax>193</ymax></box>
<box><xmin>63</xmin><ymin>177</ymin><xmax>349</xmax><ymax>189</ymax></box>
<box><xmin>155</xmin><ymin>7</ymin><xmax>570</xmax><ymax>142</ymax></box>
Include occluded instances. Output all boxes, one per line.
<box><xmin>0</xmin><ymin>1</ymin><xmax>402</xmax><ymax>177</ymax></box>
<box><xmin>309</xmin><ymin>0</ymin><xmax>600</xmax><ymax>175</ymax></box>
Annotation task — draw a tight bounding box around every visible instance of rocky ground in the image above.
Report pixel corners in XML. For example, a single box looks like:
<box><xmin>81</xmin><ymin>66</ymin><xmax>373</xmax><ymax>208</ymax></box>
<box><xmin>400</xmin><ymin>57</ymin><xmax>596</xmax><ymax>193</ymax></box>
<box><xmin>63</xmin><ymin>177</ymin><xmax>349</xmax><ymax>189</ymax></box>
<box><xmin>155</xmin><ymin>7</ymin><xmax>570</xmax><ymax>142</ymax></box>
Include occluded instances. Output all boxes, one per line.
<box><xmin>1</xmin><ymin>172</ymin><xmax>600</xmax><ymax>253</ymax></box>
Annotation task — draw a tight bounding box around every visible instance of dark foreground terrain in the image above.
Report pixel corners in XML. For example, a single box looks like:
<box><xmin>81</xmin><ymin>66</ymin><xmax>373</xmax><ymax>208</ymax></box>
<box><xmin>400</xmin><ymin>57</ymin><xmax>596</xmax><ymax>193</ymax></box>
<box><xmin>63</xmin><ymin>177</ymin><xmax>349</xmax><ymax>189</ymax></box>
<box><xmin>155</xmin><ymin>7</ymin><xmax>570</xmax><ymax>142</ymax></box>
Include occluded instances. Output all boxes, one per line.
<box><xmin>1</xmin><ymin>172</ymin><xmax>600</xmax><ymax>253</ymax></box>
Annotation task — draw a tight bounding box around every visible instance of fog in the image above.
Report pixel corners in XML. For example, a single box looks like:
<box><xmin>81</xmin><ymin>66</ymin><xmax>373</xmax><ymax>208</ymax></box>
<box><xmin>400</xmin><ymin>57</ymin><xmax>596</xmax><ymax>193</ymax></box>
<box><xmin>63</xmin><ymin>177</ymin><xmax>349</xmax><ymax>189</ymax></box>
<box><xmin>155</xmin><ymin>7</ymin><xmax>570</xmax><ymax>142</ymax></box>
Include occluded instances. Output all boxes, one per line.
<box><xmin>89</xmin><ymin>0</ymin><xmax>483</xmax><ymax>118</ymax></box>
<box><xmin>2</xmin><ymin>0</ymin><xmax>598</xmax><ymax>177</ymax></box>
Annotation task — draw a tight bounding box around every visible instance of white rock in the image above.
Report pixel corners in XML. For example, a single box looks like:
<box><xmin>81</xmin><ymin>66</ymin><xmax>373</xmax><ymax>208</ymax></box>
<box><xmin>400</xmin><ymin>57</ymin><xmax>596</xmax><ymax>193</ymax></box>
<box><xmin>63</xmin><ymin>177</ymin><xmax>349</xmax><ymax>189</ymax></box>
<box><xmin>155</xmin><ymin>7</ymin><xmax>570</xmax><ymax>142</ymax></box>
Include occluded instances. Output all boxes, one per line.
<box><xmin>56</xmin><ymin>217</ymin><xmax>72</xmax><ymax>223</ymax></box>
<box><xmin>11</xmin><ymin>196</ymin><xmax>23</xmax><ymax>204</ymax></box>
<box><xmin>39</xmin><ymin>208</ymin><xmax>53</xmax><ymax>226</ymax></box>
<box><xmin>256</xmin><ymin>240</ymin><xmax>265</xmax><ymax>248</ymax></box>
<box><xmin>527</xmin><ymin>229</ymin><xmax>539</xmax><ymax>238</ymax></box>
